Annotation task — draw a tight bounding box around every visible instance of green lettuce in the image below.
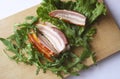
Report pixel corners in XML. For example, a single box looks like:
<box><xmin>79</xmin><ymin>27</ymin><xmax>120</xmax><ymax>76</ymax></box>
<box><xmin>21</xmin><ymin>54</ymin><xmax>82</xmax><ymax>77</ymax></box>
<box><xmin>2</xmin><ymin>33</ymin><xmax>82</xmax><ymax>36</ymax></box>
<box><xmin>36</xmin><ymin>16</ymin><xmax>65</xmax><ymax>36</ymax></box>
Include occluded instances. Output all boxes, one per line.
<box><xmin>0</xmin><ymin>0</ymin><xmax>106</xmax><ymax>78</ymax></box>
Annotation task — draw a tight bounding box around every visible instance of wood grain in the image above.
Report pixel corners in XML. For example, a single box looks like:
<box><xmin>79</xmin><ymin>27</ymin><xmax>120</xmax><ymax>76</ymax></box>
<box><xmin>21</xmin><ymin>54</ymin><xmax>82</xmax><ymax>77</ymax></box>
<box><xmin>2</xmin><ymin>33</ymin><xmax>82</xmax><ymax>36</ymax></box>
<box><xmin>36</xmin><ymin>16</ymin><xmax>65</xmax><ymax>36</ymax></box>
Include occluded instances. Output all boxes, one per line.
<box><xmin>0</xmin><ymin>4</ymin><xmax>120</xmax><ymax>79</ymax></box>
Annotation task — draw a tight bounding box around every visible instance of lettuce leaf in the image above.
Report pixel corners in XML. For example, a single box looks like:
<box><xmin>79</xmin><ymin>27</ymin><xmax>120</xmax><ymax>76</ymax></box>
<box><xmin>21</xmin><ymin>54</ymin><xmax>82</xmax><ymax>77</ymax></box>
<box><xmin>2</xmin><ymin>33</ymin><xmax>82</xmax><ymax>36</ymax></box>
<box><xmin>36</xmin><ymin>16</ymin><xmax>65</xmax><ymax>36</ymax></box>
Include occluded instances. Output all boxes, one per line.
<box><xmin>0</xmin><ymin>0</ymin><xmax>106</xmax><ymax>78</ymax></box>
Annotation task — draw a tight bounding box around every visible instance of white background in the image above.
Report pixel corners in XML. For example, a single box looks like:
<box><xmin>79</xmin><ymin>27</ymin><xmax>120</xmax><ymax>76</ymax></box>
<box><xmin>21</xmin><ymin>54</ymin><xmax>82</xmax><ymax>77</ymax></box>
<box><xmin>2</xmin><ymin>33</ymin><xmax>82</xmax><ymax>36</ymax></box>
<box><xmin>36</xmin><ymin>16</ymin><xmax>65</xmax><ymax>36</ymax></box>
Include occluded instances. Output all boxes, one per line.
<box><xmin>0</xmin><ymin>0</ymin><xmax>120</xmax><ymax>79</ymax></box>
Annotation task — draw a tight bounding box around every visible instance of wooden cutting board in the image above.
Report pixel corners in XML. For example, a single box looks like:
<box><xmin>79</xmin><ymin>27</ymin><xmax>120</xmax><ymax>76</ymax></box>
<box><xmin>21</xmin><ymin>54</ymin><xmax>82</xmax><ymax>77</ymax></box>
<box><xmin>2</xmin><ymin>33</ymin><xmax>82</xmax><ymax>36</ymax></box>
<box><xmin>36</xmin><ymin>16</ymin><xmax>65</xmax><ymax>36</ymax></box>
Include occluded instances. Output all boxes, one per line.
<box><xmin>0</xmin><ymin>4</ymin><xmax>120</xmax><ymax>79</ymax></box>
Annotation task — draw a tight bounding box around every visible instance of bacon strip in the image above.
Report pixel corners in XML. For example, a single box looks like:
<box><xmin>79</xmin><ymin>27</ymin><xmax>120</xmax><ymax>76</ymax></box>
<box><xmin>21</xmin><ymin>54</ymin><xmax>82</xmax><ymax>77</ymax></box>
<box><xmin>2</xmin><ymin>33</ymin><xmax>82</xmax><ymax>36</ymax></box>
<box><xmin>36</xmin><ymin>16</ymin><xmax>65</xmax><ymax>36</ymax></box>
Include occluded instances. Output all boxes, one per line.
<box><xmin>49</xmin><ymin>10</ymin><xmax>86</xmax><ymax>26</ymax></box>
<box><xmin>28</xmin><ymin>24</ymin><xmax>69</xmax><ymax>60</ymax></box>
<box><xmin>28</xmin><ymin>31</ymin><xmax>55</xmax><ymax>60</ymax></box>
<box><xmin>36</xmin><ymin>24</ymin><xmax>68</xmax><ymax>54</ymax></box>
